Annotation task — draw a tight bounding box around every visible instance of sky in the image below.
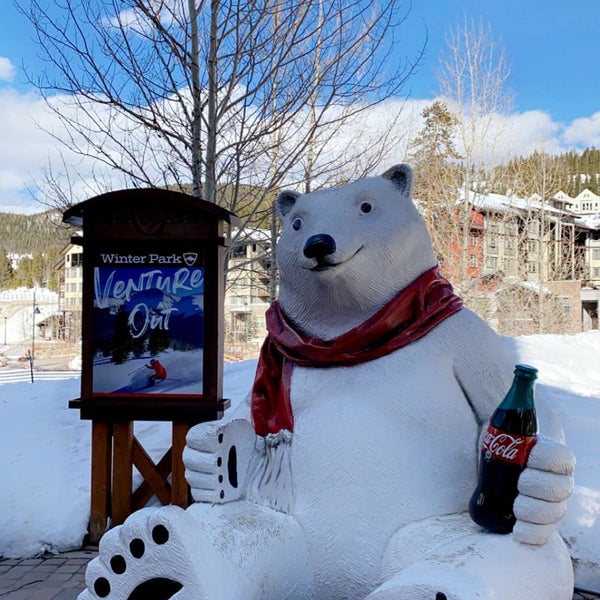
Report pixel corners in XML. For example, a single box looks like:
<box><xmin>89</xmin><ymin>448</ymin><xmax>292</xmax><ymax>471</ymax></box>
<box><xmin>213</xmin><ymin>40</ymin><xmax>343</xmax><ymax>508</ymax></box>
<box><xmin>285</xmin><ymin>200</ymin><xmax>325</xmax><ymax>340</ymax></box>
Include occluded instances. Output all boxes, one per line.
<box><xmin>401</xmin><ymin>0</ymin><xmax>600</xmax><ymax>124</ymax></box>
<box><xmin>1</xmin><ymin>1</ymin><xmax>600</xmax><ymax>214</ymax></box>
<box><xmin>0</xmin><ymin>323</ymin><xmax>599</xmax><ymax>591</ymax></box>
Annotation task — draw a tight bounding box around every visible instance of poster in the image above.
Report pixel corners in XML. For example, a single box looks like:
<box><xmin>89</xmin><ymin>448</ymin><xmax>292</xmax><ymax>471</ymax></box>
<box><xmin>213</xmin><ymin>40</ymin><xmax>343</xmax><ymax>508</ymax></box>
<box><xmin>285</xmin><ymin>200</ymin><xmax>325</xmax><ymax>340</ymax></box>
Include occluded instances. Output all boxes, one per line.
<box><xmin>91</xmin><ymin>249</ymin><xmax>205</xmax><ymax>397</ymax></box>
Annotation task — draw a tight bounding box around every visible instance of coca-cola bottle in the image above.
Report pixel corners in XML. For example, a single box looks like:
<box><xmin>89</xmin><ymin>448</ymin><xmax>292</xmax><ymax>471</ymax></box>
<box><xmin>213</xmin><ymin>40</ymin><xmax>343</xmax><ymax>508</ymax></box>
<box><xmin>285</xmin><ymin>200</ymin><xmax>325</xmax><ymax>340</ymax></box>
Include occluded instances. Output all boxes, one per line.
<box><xmin>468</xmin><ymin>364</ymin><xmax>538</xmax><ymax>534</ymax></box>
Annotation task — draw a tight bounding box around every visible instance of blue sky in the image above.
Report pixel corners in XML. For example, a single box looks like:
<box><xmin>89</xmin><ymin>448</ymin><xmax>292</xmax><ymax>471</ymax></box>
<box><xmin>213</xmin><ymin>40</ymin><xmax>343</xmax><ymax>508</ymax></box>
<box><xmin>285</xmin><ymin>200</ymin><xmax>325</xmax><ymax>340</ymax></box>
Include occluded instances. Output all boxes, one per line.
<box><xmin>0</xmin><ymin>1</ymin><xmax>600</xmax><ymax>213</ymax></box>
<box><xmin>400</xmin><ymin>0</ymin><xmax>600</xmax><ymax>124</ymax></box>
<box><xmin>4</xmin><ymin>0</ymin><xmax>598</xmax><ymax>123</ymax></box>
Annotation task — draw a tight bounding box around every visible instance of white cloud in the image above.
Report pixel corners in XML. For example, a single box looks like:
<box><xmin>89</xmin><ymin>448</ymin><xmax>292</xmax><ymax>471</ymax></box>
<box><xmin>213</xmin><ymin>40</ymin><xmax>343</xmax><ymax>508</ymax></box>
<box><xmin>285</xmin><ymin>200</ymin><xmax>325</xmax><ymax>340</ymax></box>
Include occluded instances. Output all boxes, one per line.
<box><xmin>562</xmin><ymin>112</ymin><xmax>600</xmax><ymax>148</ymax></box>
<box><xmin>0</xmin><ymin>57</ymin><xmax>15</xmax><ymax>82</ymax></box>
<box><xmin>494</xmin><ymin>110</ymin><xmax>564</xmax><ymax>158</ymax></box>
<box><xmin>0</xmin><ymin>88</ymin><xmax>126</xmax><ymax>214</ymax></box>
<box><xmin>0</xmin><ymin>84</ymin><xmax>594</xmax><ymax>215</ymax></box>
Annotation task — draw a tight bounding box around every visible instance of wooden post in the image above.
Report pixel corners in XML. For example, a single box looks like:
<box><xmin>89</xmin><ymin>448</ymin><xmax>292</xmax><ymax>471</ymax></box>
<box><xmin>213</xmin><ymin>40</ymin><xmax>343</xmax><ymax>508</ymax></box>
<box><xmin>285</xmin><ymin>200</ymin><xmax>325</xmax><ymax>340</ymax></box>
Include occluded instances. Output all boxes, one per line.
<box><xmin>171</xmin><ymin>422</ymin><xmax>191</xmax><ymax>508</ymax></box>
<box><xmin>111</xmin><ymin>422</ymin><xmax>133</xmax><ymax>526</ymax></box>
<box><xmin>89</xmin><ymin>421</ymin><xmax>112</xmax><ymax>543</ymax></box>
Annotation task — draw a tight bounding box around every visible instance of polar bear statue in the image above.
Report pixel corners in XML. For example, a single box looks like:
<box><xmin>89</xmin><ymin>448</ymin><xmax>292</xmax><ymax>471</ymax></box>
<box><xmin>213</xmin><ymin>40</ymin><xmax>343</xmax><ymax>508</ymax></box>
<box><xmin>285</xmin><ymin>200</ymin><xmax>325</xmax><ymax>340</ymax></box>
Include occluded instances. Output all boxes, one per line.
<box><xmin>79</xmin><ymin>164</ymin><xmax>576</xmax><ymax>600</ymax></box>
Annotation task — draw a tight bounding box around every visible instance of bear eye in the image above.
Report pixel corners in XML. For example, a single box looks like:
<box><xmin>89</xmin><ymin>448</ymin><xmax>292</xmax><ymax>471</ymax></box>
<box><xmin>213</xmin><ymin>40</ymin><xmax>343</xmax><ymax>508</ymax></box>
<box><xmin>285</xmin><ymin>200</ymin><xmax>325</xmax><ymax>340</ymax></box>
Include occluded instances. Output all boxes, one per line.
<box><xmin>360</xmin><ymin>202</ymin><xmax>372</xmax><ymax>214</ymax></box>
<box><xmin>292</xmin><ymin>217</ymin><xmax>303</xmax><ymax>231</ymax></box>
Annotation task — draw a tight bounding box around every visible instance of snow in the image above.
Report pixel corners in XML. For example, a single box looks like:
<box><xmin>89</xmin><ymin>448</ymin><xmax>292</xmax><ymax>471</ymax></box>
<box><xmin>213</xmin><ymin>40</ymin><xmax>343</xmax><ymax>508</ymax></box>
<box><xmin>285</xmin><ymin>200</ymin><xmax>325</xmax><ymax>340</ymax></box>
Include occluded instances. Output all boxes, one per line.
<box><xmin>92</xmin><ymin>350</ymin><xmax>203</xmax><ymax>394</ymax></box>
<box><xmin>0</xmin><ymin>331</ymin><xmax>599</xmax><ymax>589</ymax></box>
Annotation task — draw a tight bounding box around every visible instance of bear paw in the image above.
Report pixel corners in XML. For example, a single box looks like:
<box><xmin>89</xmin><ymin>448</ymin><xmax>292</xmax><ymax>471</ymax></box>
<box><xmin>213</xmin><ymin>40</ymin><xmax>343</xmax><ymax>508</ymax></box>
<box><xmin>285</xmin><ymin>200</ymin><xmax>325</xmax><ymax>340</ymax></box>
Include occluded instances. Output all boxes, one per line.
<box><xmin>184</xmin><ymin>419</ymin><xmax>256</xmax><ymax>504</ymax></box>
<box><xmin>78</xmin><ymin>506</ymin><xmax>205</xmax><ymax>600</ymax></box>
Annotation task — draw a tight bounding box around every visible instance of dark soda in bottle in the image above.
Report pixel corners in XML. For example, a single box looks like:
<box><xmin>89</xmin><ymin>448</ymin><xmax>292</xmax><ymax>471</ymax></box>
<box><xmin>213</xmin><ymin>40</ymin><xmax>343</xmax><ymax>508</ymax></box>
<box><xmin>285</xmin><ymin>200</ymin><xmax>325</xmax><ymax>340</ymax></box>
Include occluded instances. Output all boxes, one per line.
<box><xmin>468</xmin><ymin>364</ymin><xmax>538</xmax><ymax>534</ymax></box>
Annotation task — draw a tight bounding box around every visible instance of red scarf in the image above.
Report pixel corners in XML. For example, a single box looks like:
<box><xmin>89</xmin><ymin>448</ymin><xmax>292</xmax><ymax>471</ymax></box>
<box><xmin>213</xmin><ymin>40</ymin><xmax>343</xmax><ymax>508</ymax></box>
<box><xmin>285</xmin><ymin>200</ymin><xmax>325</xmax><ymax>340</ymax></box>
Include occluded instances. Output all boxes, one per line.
<box><xmin>251</xmin><ymin>266</ymin><xmax>463</xmax><ymax>437</ymax></box>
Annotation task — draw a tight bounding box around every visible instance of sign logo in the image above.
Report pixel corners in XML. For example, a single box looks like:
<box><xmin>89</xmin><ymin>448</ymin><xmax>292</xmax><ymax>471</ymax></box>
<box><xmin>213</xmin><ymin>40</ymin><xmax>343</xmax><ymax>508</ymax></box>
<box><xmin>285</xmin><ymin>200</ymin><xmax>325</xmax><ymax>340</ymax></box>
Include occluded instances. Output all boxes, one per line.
<box><xmin>481</xmin><ymin>425</ymin><xmax>536</xmax><ymax>466</ymax></box>
<box><xmin>183</xmin><ymin>252</ymin><xmax>198</xmax><ymax>266</ymax></box>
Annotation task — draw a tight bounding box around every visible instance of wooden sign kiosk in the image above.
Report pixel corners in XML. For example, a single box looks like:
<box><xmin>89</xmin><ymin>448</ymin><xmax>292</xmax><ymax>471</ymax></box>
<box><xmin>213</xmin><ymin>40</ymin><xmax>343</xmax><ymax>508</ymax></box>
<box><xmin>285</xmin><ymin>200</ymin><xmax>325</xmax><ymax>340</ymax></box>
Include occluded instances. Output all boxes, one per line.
<box><xmin>64</xmin><ymin>189</ymin><xmax>239</xmax><ymax>542</ymax></box>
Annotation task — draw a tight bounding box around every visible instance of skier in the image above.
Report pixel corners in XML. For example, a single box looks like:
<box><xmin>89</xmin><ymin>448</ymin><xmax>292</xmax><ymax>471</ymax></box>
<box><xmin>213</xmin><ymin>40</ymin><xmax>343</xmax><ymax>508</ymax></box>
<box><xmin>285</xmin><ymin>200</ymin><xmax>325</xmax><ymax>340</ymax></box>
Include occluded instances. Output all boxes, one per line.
<box><xmin>145</xmin><ymin>358</ymin><xmax>167</xmax><ymax>386</ymax></box>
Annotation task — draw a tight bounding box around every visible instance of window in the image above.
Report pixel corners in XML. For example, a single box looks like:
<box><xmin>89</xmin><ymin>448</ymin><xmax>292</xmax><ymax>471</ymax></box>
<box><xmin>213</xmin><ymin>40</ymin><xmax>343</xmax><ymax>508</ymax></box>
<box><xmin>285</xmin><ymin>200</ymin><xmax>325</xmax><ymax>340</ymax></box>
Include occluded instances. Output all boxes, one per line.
<box><xmin>487</xmin><ymin>235</ymin><xmax>498</xmax><ymax>250</ymax></box>
<box><xmin>231</xmin><ymin>246</ymin><xmax>247</xmax><ymax>259</ymax></box>
<box><xmin>504</xmin><ymin>238</ymin><xmax>516</xmax><ymax>255</ymax></box>
<box><xmin>592</xmin><ymin>249</ymin><xmax>600</xmax><ymax>261</ymax></box>
<box><xmin>485</xmin><ymin>256</ymin><xmax>498</xmax><ymax>269</ymax></box>
<box><xmin>469</xmin><ymin>254</ymin><xmax>478</xmax><ymax>267</ymax></box>
<box><xmin>593</xmin><ymin>267</ymin><xmax>600</xmax><ymax>278</ymax></box>
<box><xmin>527</xmin><ymin>262</ymin><xmax>537</xmax><ymax>273</ymax></box>
<box><xmin>506</xmin><ymin>223</ymin><xmax>518</xmax><ymax>236</ymax></box>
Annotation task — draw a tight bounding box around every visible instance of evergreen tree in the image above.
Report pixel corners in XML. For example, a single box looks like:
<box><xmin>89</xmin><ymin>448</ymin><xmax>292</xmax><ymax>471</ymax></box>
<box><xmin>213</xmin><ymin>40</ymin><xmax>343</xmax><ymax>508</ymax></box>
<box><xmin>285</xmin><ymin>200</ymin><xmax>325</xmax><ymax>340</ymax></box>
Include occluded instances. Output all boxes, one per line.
<box><xmin>11</xmin><ymin>256</ymin><xmax>34</xmax><ymax>288</ymax></box>
<box><xmin>30</xmin><ymin>253</ymin><xmax>46</xmax><ymax>287</ymax></box>
<box><xmin>111</xmin><ymin>307</ymin><xmax>133</xmax><ymax>365</ymax></box>
<box><xmin>408</xmin><ymin>101</ymin><xmax>463</xmax><ymax>267</ymax></box>
<box><xmin>132</xmin><ymin>335</ymin><xmax>147</xmax><ymax>358</ymax></box>
<box><xmin>0</xmin><ymin>248</ymin><xmax>14</xmax><ymax>290</ymax></box>
<box><xmin>148</xmin><ymin>327</ymin><xmax>170</xmax><ymax>356</ymax></box>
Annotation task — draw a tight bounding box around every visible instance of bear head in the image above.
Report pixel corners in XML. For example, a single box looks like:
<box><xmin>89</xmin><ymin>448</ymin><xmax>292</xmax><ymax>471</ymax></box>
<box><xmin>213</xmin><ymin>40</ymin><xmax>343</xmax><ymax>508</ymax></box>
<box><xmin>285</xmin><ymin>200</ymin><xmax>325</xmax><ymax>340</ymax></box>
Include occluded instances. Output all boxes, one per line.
<box><xmin>275</xmin><ymin>164</ymin><xmax>437</xmax><ymax>340</ymax></box>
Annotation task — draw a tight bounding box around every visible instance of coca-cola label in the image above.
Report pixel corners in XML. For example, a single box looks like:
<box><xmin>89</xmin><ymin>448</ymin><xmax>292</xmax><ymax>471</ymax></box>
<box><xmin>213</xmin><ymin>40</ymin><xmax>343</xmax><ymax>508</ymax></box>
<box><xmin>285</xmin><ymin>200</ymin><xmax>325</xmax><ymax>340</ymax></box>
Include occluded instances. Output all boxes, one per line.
<box><xmin>481</xmin><ymin>425</ymin><xmax>537</xmax><ymax>466</ymax></box>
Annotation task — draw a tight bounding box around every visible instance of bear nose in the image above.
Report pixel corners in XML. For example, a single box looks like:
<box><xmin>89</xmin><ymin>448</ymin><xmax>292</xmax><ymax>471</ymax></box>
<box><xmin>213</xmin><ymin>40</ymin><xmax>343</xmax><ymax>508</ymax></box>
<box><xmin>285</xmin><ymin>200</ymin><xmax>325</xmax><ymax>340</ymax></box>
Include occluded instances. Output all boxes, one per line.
<box><xmin>303</xmin><ymin>234</ymin><xmax>336</xmax><ymax>260</ymax></box>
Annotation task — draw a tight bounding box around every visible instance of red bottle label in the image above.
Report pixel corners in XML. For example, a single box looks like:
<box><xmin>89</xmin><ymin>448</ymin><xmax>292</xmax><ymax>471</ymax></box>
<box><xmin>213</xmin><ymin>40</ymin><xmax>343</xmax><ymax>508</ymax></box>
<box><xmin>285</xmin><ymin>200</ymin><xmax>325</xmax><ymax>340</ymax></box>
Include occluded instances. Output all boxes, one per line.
<box><xmin>481</xmin><ymin>425</ymin><xmax>537</xmax><ymax>466</ymax></box>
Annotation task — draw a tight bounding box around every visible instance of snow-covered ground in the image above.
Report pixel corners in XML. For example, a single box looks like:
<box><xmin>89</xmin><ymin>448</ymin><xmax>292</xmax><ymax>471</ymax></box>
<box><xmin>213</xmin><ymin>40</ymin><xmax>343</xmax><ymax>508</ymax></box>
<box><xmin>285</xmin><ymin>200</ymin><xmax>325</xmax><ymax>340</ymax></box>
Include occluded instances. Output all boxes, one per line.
<box><xmin>0</xmin><ymin>331</ymin><xmax>599</xmax><ymax>589</ymax></box>
<box><xmin>92</xmin><ymin>349</ymin><xmax>203</xmax><ymax>394</ymax></box>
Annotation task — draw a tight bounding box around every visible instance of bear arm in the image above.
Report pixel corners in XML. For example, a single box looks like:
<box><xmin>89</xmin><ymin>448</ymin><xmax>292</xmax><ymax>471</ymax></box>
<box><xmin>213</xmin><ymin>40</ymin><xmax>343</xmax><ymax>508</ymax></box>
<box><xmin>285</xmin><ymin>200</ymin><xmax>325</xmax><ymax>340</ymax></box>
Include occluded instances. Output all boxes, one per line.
<box><xmin>445</xmin><ymin>310</ymin><xmax>515</xmax><ymax>427</ymax></box>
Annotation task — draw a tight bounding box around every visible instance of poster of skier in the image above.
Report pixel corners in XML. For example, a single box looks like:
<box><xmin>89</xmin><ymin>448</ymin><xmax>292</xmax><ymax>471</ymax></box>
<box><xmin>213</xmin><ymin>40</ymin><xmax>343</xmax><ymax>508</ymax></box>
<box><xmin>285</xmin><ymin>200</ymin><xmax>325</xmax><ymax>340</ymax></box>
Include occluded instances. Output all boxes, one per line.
<box><xmin>91</xmin><ymin>250</ymin><xmax>205</xmax><ymax>397</ymax></box>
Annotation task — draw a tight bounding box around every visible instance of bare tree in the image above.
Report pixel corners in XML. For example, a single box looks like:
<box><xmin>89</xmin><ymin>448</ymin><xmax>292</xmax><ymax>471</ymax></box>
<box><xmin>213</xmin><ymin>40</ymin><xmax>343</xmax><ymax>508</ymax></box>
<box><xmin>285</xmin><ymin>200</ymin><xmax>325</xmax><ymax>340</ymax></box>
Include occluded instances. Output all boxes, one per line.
<box><xmin>22</xmin><ymin>0</ymin><xmax>423</xmax><ymax>223</ymax></box>
<box><xmin>498</xmin><ymin>148</ymin><xmax>578</xmax><ymax>334</ymax></box>
<box><xmin>427</xmin><ymin>22</ymin><xmax>579</xmax><ymax>336</ymax></box>
<box><xmin>436</xmin><ymin>16</ymin><xmax>513</xmax><ymax>288</ymax></box>
<box><xmin>454</xmin><ymin>148</ymin><xmax>581</xmax><ymax>337</ymax></box>
<box><xmin>22</xmin><ymin>0</ymin><xmax>429</xmax><ymax>352</ymax></box>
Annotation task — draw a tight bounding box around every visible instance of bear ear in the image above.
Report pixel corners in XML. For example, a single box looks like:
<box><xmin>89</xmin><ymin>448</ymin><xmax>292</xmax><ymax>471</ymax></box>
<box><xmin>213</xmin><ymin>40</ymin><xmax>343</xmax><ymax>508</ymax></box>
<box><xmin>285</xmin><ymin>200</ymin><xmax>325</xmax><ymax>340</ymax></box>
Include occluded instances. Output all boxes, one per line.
<box><xmin>381</xmin><ymin>164</ymin><xmax>413</xmax><ymax>196</ymax></box>
<box><xmin>276</xmin><ymin>190</ymin><xmax>300</xmax><ymax>220</ymax></box>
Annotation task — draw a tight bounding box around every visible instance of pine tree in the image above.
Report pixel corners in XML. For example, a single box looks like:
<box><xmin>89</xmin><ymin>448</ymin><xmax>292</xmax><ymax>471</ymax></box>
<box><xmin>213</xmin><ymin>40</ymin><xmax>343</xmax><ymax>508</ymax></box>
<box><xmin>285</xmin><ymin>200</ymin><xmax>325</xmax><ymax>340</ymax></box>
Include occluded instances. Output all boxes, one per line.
<box><xmin>148</xmin><ymin>327</ymin><xmax>170</xmax><ymax>356</ymax></box>
<box><xmin>11</xmin><ymin>256</ymin><xmax>34</xmax><ymax>288</ymax></box>
<box><xmin>408</xmin><ymin>101</ymin><xmax>463</xmax><ymax>268</ymax></box>
<box><xmin>0</xmin><ymin>248</ymin><xmax>14</xmax><ymax>290</ymax></box>
<box><xmin>132</xmin><ymin>335</ymin><xmax>147</xmax><ymax>358</ymax></box>
<box><xmin>111</xmin><ymin>307</ymin><xmax>133</xmax><ymax>365</ymax></box>
<box><xmin>30</xmin><ymin>253</ymin><xmax>46</xmax><ymax>287</ymax></box>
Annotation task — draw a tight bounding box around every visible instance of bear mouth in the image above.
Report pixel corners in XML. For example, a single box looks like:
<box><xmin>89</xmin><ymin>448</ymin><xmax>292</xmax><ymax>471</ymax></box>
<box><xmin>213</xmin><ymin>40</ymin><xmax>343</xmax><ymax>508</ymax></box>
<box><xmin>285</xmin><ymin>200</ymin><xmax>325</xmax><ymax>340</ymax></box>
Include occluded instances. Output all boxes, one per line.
<box><xmin>307</xmin><ymin>246</ymin><xmax>363</xmax><ymax>271</ymax></box>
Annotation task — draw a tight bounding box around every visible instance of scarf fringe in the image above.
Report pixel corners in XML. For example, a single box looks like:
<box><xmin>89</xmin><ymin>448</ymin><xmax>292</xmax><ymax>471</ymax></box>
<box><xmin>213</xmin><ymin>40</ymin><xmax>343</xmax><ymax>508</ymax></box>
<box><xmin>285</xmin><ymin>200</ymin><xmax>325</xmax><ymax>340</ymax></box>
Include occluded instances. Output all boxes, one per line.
<box><xmin>246</xmin><ymin>430</ymin><xmax>294</xmax><ymax>514</ymax></box>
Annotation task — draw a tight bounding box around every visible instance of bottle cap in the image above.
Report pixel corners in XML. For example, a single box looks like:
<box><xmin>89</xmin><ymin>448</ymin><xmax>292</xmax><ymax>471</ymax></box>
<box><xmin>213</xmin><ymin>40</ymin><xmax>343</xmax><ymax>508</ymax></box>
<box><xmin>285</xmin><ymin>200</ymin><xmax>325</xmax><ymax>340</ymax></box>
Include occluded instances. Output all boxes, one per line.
<box><xmin>514</xmin><ymin>363</ymin><xmax>538</xmax><ymax>379</ymax></box>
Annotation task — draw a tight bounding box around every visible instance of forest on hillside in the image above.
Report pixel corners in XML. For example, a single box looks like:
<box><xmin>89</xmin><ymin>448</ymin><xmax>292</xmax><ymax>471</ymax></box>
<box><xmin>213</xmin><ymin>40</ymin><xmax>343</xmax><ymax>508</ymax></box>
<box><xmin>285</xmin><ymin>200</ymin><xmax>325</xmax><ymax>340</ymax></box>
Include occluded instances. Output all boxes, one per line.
<box><xmin>497</xmin><ymin>147</ymin><xmax>600</xmax><ymax>197</ymax></box>
<box><xmin>2</xmin><ymin>143</ymin><xmax>600</xmax><ymax>294</ymax></box>
<box><xmin>0</xmin><ymin>210</ymin><xmax>72</xmax><ymax>255</ymax></box>
<box><xmin>0</xmin><ymin>210</ymin><xmax>73</xmax><ymax>291</ymax></box>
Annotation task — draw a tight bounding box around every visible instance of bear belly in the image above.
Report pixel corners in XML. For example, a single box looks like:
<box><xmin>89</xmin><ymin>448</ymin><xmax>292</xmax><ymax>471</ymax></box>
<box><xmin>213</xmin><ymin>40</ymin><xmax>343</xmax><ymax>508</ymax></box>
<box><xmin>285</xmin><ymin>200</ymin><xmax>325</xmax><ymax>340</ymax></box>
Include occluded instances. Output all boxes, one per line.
<box><xmin>289</xmin><ymin>345</ymin><xmax>480</xmax><ymax>599</ymax></box>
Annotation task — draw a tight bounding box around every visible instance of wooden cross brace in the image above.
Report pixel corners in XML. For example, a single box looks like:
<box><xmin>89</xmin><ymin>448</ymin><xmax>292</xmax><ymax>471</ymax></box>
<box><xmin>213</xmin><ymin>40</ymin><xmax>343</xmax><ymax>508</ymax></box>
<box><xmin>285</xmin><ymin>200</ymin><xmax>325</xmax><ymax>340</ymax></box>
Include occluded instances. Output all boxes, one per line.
<box><xmin>89</xmin><ymin>420</ymin><xmax>192</xmax><ymax>543</ymax></box>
